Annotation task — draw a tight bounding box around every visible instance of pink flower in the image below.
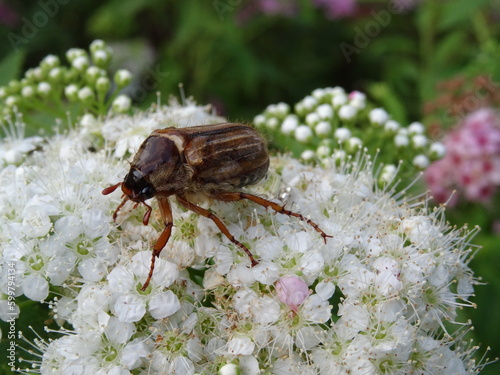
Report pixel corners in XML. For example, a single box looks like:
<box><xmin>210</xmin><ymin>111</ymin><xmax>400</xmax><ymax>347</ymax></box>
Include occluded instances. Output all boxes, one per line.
<box><xmin>313</xmin><ymin>0</ymin><xmax>356</xmax><ymax>19</ymax></box>
<box><xmin>424</xmin><ymin>108</ymin><xmax>500</xmax><ymax>205</ymax></box>
<box><xmin>275</xmin><ymin>275</ymin><xmax>310</xmax><ymax>312</ymax></box>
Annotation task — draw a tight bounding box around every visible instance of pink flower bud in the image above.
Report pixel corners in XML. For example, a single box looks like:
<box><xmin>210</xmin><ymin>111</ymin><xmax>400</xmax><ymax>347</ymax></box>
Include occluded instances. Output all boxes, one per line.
<box><xmin>275</xmin><ymin>275</ymin><xmax>310</xmax><ymax>312</ymax></box>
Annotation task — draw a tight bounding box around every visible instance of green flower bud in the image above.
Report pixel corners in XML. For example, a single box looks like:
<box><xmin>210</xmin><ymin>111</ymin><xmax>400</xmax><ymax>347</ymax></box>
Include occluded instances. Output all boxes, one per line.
<box><xmin>96</xmin><ymin>76</ymin><xmax>110</xmax><ymax>94</ymax></box>
<box><xmin>112</xmin><ymin>94</ymin><xmax>131</xmax><ymax>113</ymax></box>
<box><xmin>114</xmin><ymin>69</ymin><xmax>133</xmax><ymax>87</ymax></box>
<box><xmin>65</xmin><ymin>84</ymin><xmax>79</xmax><ymax>101</ymax></box>
<box><xmin>78</xmin><ymin>86</ymin><xmax>94</xmax><ymax>103</ymax></box>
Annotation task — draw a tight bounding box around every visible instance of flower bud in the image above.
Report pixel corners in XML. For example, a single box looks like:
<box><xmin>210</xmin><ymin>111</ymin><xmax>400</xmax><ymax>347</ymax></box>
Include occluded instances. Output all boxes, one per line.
<box><xmin>72</xmin><ymin>55</ymin><xmax>90</xmax><ymax>71</ymax></box>
<box><xmin>112</xmin><ymin>94</ymin><xmax>132</xmax><ymax>113</ymax></box>
<box><xmin>338</xmin><ymin>104</ymin><xmax>357</xmax><ymax>121</ymax></box>
<box><xmin>114</xmin><ymin>69</ymin><xmax>133</xmax><ymax>87</ymax></box>
<box><xmin>295</xmin><ymin>125</ymin><xmax>313</xmax><ymax>143</ymax></box>
<box><xmin>96</xmin><ymin>77</ymin><xmax>110</xmax><ymax>94</ymax></box>
<box><xmin>37</xmin><ymin>82</ymin><xmax>51</xmax><ymax>97</ymax></box>
<box><xmin>78</xmin><ymin>86</ymin><xmax>94</xmax><ymax>103</ymax></box>
<box><xmin>65</xmin><ymin>84</ymin><xmax>79</xmax><ymax>101</ymax></box>
<box><xmin>413</xmin><ymin>154</ymin><xmax>429</xmax><ymax>169</ymax></box>
<box><xmin>281</xmin><ymin>115</ymin><xmax>299</xmax><ymax>135</ymax></box>
<box><xmin>369</xmin><ymin>108</ymin><xmax>389</xmax><ymax>126</ymax></box>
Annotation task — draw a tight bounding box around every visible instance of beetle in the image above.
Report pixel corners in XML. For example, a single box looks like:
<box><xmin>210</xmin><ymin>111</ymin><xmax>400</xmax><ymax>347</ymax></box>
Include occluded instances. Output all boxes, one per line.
<box><xmin>103</xmin><ymin>123</ymin><xmax>331</xmax><ymax>290</ymax></box>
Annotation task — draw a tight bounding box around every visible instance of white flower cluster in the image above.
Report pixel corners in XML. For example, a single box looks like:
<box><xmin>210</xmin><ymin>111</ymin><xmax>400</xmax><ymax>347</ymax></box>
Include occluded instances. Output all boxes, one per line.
<box><xmin>254</xmin><ymin>87</ymin><xmax>445</xmax><ymax>174</ymax></box>
<box><xmin>0</xmin><ymin>101</ymin><xmax>481</xmax><ymax>374</ymax></box>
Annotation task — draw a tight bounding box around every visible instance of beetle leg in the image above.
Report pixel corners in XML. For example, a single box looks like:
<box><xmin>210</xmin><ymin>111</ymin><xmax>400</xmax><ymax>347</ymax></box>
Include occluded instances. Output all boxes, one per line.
<box><xmin>141</xmin><ymin>196</ymin><xmax>174</xmax><ymax>291</ymax></box>
<box><xmin>211</xmin><ymin>192</ymin><xmax>333</xmax><ymax>244</ymax></box>
<box><xmin>111</xmin><ymin>196</ymin><xmax>129</xmax><ymax>222</ymax></box>
<box><xmin>176</xmin><ymin>194</ymin><xmax>258</xmax><ymax>267</ymax></box>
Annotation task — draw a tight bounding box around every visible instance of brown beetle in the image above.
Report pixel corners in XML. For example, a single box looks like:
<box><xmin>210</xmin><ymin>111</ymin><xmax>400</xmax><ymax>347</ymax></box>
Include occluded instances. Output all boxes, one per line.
<box><xmin>103</xmin><ymin>123</ymin><xmax>331</xmax><ymax>290</ymax></box>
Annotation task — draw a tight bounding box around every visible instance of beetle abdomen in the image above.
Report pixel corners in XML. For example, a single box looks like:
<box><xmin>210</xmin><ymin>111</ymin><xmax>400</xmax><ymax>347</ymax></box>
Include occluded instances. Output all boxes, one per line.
<box><xmin>184</xmin><ymin>124</ymin><xmax>269</xmax><ymax>190</ymax></box>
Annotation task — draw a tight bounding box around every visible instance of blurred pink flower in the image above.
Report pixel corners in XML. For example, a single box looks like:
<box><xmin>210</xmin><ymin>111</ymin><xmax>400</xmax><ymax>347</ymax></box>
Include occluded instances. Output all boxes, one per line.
<box><xmin>313</xmin><ymin>0</ymin><xmax>356</xmax><ymax>19</ymax></box>
<box><xmin>425</xmin><ymin>108</ymin><xmax>500</xmax><ymax>205</ymax></box>
<box><xmin>275</xmin><ymin>275</ymin><xmax>310</xmax><ymax>312</ymax></box>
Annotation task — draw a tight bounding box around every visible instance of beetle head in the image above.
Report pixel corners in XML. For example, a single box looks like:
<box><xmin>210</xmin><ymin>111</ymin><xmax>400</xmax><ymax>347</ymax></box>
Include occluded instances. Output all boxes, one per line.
<box><xmin>122</xmin><ymin>168</ymin><xmax>156</xmax><ymax>203</ymax></box>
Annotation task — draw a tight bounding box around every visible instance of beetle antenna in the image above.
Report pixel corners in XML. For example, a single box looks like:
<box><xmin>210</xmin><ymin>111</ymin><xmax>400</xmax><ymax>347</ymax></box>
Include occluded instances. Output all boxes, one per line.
<box><xmin>102</xmin><ymin>182</ymin><xmax>122</xmax><ymax>195</ymax></box>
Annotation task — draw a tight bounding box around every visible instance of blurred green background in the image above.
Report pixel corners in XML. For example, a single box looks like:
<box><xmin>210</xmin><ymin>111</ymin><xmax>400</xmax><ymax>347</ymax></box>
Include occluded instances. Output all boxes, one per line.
<box><xmin>1</xmin><ymin>0</ymin><xmax>500</xmax><ymax>373</ymax></box>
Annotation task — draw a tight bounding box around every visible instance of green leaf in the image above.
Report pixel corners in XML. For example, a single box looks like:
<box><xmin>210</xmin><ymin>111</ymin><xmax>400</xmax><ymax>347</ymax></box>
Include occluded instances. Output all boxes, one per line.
<box><xmin>438</xmin><ymin>0</ymin><xmax>490</xmax><ymax>31</ymax></box>
<box><xmin>0</xmin><ymin>50</ymin><xmax>25</xmax><ymax>86</ymax></box>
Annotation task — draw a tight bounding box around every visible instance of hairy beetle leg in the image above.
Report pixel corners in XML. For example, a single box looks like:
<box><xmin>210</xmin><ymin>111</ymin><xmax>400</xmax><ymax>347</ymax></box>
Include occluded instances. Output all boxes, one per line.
<box><xmin>176</xmin><ymin>194</ymin><xmax>259</xmax><ymax>267</ymax></box>
<box><xmin>212</xmin><ymin>192</ymin><xmax>333</xmax><ymax>244</ymax></box>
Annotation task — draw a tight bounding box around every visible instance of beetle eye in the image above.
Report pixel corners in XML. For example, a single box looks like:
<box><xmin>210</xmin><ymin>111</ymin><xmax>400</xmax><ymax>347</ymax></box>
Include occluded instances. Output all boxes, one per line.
<box><xmin>141</xmin><ymin>186</ymin><xmax>154</xmax><ymax>199</ymax></box>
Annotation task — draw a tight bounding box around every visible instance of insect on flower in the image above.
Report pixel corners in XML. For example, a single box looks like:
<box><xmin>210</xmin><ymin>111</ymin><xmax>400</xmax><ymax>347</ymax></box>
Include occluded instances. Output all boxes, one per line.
<box><xmin>103</xmin><ymin>123</ymin><xmax>332</xmax><ymax>290</ymax></box>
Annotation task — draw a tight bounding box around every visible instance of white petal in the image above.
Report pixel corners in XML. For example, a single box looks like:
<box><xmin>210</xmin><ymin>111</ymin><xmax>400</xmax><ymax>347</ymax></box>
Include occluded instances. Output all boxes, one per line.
<box><xmin>148</xmin><ymin>290</ymin><xmax>181</xmax><ymax>319</ymax></box>
<box><xmin>22</xmin><ymin>274</ymin><xmax>49</xmax><ymax>301</ymax></box>
<box><xmin>114</xmin><ymin>294</ymin><xmax>146</xmax><ymax>322</ymax></box>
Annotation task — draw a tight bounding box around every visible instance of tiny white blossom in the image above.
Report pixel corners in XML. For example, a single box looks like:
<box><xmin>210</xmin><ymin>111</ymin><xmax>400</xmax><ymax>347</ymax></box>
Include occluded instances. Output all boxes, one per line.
<box><xmin>413</xmin><ymin>154</ymin><xmax>430</xmax><ymax>169</ymax></box>
<box><xmin>301</xmin><ymin>149</ymin><xmax>315</xmax><ymax>161</ymax></box>
<box><xmin>316</xmin><ymin>104</ymin><xmax>333</xmax><ymax>119</ymax></box>
<box><xmin>338</xmin><ymin>104</ymin><xmax>357</xmax><ymax>121</ymax></box>
<box><xmin>21</xmin><ymin>85</ymin><xmax>35</xmax><ymax>98</ymax></box>
<box><xmin>408</xmin><ymin>121</ymin><xmax>425</xmax><ymax>134</ymax></box>
<box><xmin>411</xmin><ymin>134</ymin><xmax>428</xmax><ymax>148</ymax></box>
<box><xmin>331</xmin><ymin>92</ymin><xmax>347</xmax><ymax>108</ymax></box>
<box><xmin>72</xmin><ymin>55</ymin><xmax>89</xmax><ymax>71</ymax></box>
<box><xmin>295</xmin><ymin>125</ymin><xmax>313</xmax><ymax>143</ymax></box>
<box><xmin>349</xmin><ymin>91</ymin><xmax>366</xmax><ymax>109</ymax></box>
<box><xmin>78</xmin><ymin>86</ymin><xmax>94</xmax><ymax>101</ymax></box>
<box><xmin>384</xmin><ymin>119</ymin><xmax>400</xmax><ymax>132</ymax></box>
<box><xmin>369</xmin><ymin>108</ymin><xmax>389</xmax><ymax>125</ymax></box>
<box><xmin>315</xmin><ymin>121</ymin><xmax>331</xmax><ymax>137</ymax></box>
<box><xmin>429</xmin><ymin>141</ymin><xmax>446</xmax><ymax>159</ymax></box>
<box><xmin>37</xmin><ymin>82</ymin><xmax>51</xmax><ymax>96</ymax></box>
<box><xmin>281</xmin><ymin>115</ymin><xmax>299</xmax><ymax>135</ymax></box>
<box><xmin>302</xmin><ymin>95</ymin><xmax>317</xmax><ymax>110</ymax></box>
<box><xmin>227</xmin><ymin>337</ymin><xmax>255</xmax><ymax>355</ymax></box>
<box><xmin>305</xmin><ymin>112</ymin><xmax>320</xmax><ymax>126</ymax></box>
<box><xmin>266</xmin><ymin>117</ymin><xmax>279</xmax><ymax>130</ymax></box>
<box><xmin>253</xmin><ymin>114</ymin><xmax>265</xmax><ymax>127</ymax></box>
<box><xmin>394</xmin><ymin>133</ymin><xmax>409</xmax><ymax>147</ymax></box>
<box><xmin>334</xmin><ymin>127</ymin><xmax>351</xmax><ymax>142</ymax></box>
<box><xmin>114</xmin><ymin>69</ymin><xmax>132</xmax><ymax>86</ymax></box>
<box><xmin>112</xmin><ymin>94</ymin><xmax>131</xmax><ymax>113</ymax></box>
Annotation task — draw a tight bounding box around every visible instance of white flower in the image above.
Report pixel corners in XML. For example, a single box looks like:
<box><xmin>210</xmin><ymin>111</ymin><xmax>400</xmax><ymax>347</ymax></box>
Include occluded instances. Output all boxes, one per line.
<box><xmin>316</xmin><ymin>104</ymin><xmax>333</xmax><ymax>119</ymax></box>
<box><xmin>349</xmin><ymin>91</ymin><xmax>366</xmax><ymax>109</ymax></box>
<box><xmin>112</xmin><ymin>94</ymin><xmax>131</xmax><ymax>113</ymax></box>
<box><xmin>331</xmin><ymin>92</ymin><xmax>347</xmax><ymax>108</ymax></box>
<box><xmin>72</xmin><ymin>55</ymin><xmax>90</xmax><ymax>71</ymax></box>
<box><xmin>384</xmin><ymin>119</ymin><xmax>400</xmax><ymax>132</ymax></box>
<box><xmin>219</xmin><ymin>363</ymin><xmax>240</xmax><ymax>375</ymax></box>
<box><xmin>305</xmin><ymin>112</ymin><xmax>320</xmax><ymax>126</ymax></box>
<box><xmin>429</xmin><ymin>141</ymin><xmax>446</xmax><ymax>159</ymax></box>
<box><xmin>334</xmin><ymin>127</ymin><xmax>351</xmax><ymax>142</ymax></box>
<box><xmin>394</xmin><ymin>133</ymin><xmax>409</xmax><ymax>147</ymax></box>
<box><xmin>369</xmin><ymin>108</ymin><xmax>389</xmax><ymax>125</ymax></box>
<box><xmin>37</xmin><ymin>81</ymin><xmax>51</xmax><ymax>96</ymax></box>
<box><xmin>315</xmin><ymin>121</ymin><xmax>331</xmax><ymax>137</ymax></box>
<box><xmin>411</xmin><ymin>134</ymin><xmax>428</xmax><ymax>148</ymax></box>
<box><xmin>114</xmin><ymin>69</ymin><xmax>132</xmax><ymax>86</ymax></box>
<box><xmin>413</xmin><ymin>154</ymin><xmax>430</xmax><ymax>169</ymax></box>
<box><xmin>227</xmin><ymin>337</ymin><xmax>255</xmax><ymax>355</ymax></box>
<box><xmin>78</xmin><ymin>86</ymin><xmax>94</xmax><ymax>101</ymax></box>
<box><xmin>408</xmin><ymin>121</ymin><xmax>425</xmax><ymax>134</ymax></box>
<box><xmin>338</xmin><ymin>104</ymin><xmax>357</xmax><ymax>120</ymax></box>
<box><xmin>302</xmin><ymin>95</ymin><xmax>317</xmax><ymax>110</ymax></box>
<box><xmin>295</xmin><ymin>125</ymin><xmax>313</xmax><ymax>142</ymax></box>
<box><xmin>281</xmin><ymin>115</ymin><xmax>299</xmax><ymax>135</ymax></box>
<box><xmin>21</xmin><ymin>85</ymin><xmax>35</xmax><ymax>98</ymax></box>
